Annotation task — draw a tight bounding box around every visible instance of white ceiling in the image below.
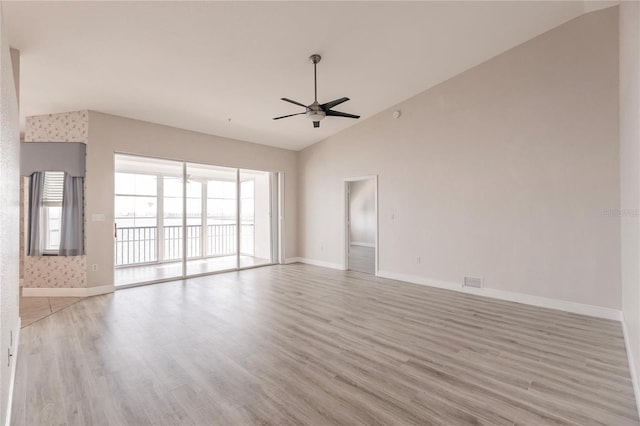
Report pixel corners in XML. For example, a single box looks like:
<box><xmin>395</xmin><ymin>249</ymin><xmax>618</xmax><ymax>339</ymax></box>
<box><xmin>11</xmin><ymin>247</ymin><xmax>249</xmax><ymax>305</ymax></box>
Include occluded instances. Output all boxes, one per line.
<box><xmin>3</xmin><ymin>1</ymin><xmax>606</xmax><ymax>151</ymax></box>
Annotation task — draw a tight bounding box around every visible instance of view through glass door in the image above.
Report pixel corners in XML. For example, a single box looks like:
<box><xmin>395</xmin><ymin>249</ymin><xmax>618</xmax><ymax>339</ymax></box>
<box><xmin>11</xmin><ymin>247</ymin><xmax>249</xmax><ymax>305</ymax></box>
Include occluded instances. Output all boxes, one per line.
<box><xmin>114</xmin><ymin>154</ymin><xmax>279</xmax><ymax>287</ymax></box>
<box><xmin>185</xmin><ymin>163</ymin><xmax>238</xmax><ymax>276</ymax></box>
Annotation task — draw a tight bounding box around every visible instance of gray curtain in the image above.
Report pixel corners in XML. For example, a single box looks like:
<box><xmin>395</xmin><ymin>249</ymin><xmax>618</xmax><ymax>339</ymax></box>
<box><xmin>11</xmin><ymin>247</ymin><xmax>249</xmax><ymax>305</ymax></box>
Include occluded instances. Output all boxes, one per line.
<box><xmin>59</xmin><ymin>173</ymin><xmax>84</xmax><ymax>256</ymax></box>
<box><xmin>27</xmin><ymin>172</ymin><xmax>45</xmax><ymax>256</ymax></box>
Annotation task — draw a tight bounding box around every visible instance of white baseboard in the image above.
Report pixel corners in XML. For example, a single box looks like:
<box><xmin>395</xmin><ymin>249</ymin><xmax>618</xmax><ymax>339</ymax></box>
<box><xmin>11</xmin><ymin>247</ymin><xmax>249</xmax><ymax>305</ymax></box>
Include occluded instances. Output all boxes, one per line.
<box><xmin>293</xmin><ymin>257</ymin><xmax>344</xmax><ymax>271</ymax></box>
<box><xmin>376</xmin><ymin>270</ymin><xmax>622</xmax><ymax>321</ymax></box>
<box><xmin>22</xmin><ymin>284</ymin><xmax>114</xmax><ymax>298</ymax></box>
<box><xmin>85</xmin><ymin>285</ymin><xmax>114</xmax><ymax>297</ymax></box>
<box><xmin>5</xmin><ymin>319</ymin><xmax>20</xmax><ymax>426</ymax></box>
<box><xmin>350</xmin><ymin>242</ymin><xmax>375</xmax><ymax>248</ymax></box>
<box><xmin>284</xmin><ymin>257</ymin><xmax>302</xmax><ymax>264</ymax></box>
<box><xmin>622</xmin><ymin>315</ymin><xmax>640</xmax><ymax>419</ymax></box>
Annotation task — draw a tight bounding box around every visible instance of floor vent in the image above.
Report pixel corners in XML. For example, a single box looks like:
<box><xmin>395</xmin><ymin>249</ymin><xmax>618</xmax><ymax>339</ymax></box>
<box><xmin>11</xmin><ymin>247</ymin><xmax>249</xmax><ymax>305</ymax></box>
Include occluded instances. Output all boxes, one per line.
<box><xmin>463</xmin><ymin>276</ymin><xmax>483</xmax><ymax>288</ymax></box>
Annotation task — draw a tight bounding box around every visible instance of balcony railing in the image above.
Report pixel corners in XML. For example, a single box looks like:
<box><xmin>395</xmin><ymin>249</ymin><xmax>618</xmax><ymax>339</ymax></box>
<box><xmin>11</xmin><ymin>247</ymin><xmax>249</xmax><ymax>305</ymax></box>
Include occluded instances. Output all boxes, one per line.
<box><xmin>115</xmin><ymin>224</ymin><xmax>254</xmax><ymax>267</ymax></box>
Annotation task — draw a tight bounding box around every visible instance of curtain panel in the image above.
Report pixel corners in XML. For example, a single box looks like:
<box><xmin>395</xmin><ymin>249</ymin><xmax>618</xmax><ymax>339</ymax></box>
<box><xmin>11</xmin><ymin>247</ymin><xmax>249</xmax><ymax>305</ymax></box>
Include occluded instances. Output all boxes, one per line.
<box><xmin>27</xmin><ymin>172</ymin><xmax>45</xmax><ymax>256</ymax></box>
<box><xmin>59</xmin><ymin>174</ymin><xmax>84</xmax><ymax>256</ymax></box>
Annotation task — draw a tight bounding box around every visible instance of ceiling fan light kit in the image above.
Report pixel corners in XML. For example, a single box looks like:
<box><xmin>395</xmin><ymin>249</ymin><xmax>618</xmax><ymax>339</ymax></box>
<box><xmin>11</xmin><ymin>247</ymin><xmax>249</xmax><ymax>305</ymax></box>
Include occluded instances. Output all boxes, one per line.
<box><xmin>273</xmin><ymin>54</ymin><xmax>360</xmax><ymax>128</ymax></box>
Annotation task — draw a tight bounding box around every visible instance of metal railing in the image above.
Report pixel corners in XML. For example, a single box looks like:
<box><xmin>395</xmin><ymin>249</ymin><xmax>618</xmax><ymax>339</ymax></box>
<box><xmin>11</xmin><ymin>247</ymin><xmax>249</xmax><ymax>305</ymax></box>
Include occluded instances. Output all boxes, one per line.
<box><xmin>115</xmin><ymin>224</ymin><xmax>253</xmax><ymax>267</ymax></box>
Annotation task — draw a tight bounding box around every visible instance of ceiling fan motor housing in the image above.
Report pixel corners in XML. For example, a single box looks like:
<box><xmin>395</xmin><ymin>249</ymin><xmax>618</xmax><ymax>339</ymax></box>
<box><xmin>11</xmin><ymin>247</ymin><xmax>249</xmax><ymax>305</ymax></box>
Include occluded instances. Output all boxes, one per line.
<box><xmin>306</xmin><ymin>102</ymin><xmax>326</xmax><ymax>121</ymax></box>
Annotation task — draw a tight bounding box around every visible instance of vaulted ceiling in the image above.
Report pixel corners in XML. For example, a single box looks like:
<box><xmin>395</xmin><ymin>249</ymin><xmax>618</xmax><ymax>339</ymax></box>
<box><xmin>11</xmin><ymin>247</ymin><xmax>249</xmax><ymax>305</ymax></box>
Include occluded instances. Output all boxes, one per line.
<box><xmin>3</xmin><ymin>1</ymin><xmax>610</xmax><ymax>150</ymax></box>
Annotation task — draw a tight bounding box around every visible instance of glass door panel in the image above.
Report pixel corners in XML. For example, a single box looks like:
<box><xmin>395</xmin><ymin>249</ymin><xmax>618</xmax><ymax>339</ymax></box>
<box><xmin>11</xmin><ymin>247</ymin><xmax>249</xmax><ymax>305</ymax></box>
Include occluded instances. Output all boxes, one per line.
<box><xmin>187</xmin><ymin>163</ymin><xmax>237</xmax><ymax>275</ymax></box>
<box><xmin>239</xmin><ymin>169</ymin><xmax>275</xmax><ymax>268</ymax></box>
<box><xmin>114</xmin><ymin>154</ymin><xmax>183</xmax><ymax>286</ymax></box>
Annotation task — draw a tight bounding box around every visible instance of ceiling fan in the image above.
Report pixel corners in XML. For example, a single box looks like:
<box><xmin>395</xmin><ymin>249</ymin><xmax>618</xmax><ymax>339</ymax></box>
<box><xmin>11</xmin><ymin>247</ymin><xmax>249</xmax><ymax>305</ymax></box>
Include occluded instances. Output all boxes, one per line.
<box><xmin>273</xmin><ymin>54</ymin><xmax>360</xmax><ymax>128</ymax></box>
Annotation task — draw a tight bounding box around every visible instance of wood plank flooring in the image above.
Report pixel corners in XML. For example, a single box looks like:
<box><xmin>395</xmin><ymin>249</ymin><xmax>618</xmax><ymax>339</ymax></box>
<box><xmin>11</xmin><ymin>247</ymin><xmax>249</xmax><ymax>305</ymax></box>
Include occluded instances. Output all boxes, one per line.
<box><xmin>11</xmin><ymin>263</ymin><xmax>639</xmax><ymax>425</ymax></box>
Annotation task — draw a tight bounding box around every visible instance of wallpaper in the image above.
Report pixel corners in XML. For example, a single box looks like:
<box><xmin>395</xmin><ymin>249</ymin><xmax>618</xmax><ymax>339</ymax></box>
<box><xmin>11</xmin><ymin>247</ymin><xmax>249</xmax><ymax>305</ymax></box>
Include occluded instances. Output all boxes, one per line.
<box><xmin>23</xmin><ymin>256</ymin><xmax>87</xmax><ymax>288</ymax></box>
<box><xmin>22</xmin><ymin>111</ymin><xmax>89</xmax><ymax>288</ymax></box>
<box><xmin>25</xmin><ymin>110</ymin><xmax>88</xmax><ymax>142</ymax></box>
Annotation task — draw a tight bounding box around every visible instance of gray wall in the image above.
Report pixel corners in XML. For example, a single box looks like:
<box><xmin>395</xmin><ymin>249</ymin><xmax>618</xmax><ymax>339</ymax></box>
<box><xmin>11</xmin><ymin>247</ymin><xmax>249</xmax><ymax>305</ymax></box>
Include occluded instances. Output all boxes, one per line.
<box><xmin>299</xmin><ymin>7</ymin><xmax>621</xmax><ymax>309</ymax></box>
<box><xmin>86</xmin><ymin>111</ymin><xmax>298</xmax><ymax>288</ymax></box>
<box><xmin>619</xmin><ymin>1</ymin><xmax>640</xmax><ymax>408</ymax></box>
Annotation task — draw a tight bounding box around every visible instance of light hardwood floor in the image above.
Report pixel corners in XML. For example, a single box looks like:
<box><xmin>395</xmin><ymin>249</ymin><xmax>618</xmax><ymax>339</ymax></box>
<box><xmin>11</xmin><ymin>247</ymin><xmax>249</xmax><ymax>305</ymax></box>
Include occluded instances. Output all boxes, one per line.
<box><xmin>11</xmin><ymin>264</ymin><xmax>639</xmax><ymax>425</ymax></box>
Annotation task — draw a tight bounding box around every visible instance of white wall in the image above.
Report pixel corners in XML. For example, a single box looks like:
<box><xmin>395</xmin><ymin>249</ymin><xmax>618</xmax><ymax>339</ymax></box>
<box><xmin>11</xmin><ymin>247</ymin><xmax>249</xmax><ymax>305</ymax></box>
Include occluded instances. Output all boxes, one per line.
<box><xmin>619</xmin><ymin>0</ymin><xmax>640</xmax><ymax>409</ymax></box>
<box><xmin>349</xmin><ymin>179</ymin><xmax>375</xmax><ymax>245</ymax></box>
<box><xmin>86</xmin><ymin>111</ymin><xmax>297</xmax><ymax>288</ymax></box>
<box><xmin>0</xmin><ymin>4</ymin><xmax>20</xmax><ymax>424</ymax></box>
<box><xmin>299</xmin><ymin>7</ymin><xmax>621</xmax><ymax>309</ymax></box>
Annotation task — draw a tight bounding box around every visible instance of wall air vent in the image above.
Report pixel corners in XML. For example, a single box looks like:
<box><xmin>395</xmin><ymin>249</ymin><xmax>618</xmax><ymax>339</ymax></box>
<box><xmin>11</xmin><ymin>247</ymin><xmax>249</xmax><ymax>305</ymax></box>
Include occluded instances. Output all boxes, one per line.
<box><xmin>463</xmin><ymin>276</ymin><xmax>483</xmax><ymax>289</ymax></box>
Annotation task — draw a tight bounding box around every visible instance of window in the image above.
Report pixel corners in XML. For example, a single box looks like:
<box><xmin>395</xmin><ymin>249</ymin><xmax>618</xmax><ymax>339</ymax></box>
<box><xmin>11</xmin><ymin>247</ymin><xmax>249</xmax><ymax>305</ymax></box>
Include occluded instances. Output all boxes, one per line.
<box><xmin>114</xmin><ymin>173</ymin><xmax>158</xmax><ymax>228</ymax></box>
<box><xmin>42</xmin><ymin>171</ymin><xmax>64</xmax><ymax>253</ymax></box>
<box><xmin>207</xmin><ymin>180</ymin><xmax>236</xmax><ymax>225</ymax></box>
<box><xmin>114</xmin><ymin>172</ymin><xmax>159</xmax><ymax>264</ymax></box>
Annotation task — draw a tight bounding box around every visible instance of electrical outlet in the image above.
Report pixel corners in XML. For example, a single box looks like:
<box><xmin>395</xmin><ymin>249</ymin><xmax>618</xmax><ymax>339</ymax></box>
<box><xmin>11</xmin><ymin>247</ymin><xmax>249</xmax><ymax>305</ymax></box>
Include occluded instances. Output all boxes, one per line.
<box><xmin>320</xmin><ymin>245</ymin><xmax>324</xmax><ymax>252</ymax></box>
<box><xmin>91</xmin><ymin>264</ymin><xmax>98</xmax><ymax>272</ymax></box>
<box><xmin>416</xmin><ymin>256</ymin><xmax>421</xmax><ymax>264</ymax></box>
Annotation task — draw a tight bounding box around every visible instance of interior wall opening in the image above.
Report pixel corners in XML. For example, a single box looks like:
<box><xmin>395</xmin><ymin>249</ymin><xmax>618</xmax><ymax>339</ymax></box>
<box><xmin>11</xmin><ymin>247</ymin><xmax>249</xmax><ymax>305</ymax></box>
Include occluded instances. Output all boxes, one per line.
<box><xmin>346</xmin><ymin>177</ymin><xmax>377</xmax><ymax>275</ymax></box>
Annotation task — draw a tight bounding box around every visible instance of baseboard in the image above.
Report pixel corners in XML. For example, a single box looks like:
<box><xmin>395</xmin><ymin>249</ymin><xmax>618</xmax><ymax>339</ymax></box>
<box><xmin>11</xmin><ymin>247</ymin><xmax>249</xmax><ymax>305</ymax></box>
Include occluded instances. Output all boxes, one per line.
<box><xmin>5</xmin><ymin>319</ymin><xmax>20</xmax><ymax>426</ymax></box>
<box><xmin>350</xmin><ymin>242</ymin><xmax>375</xmax><ymax>248</ymax></box>
<box><xmin>85</xmin><ymin>285</ymin><xmax>114</xmax><ymax>297</ymax></box>
<box><xmin>22</xmin><ymin>284</ymin><xmax>114</xmax><ymax>298</ymax></box>
<box><xmin>284</xmin><ymin>257</ymin><xmax>302</xmax><ymax>264</ymax></box>
<box><xmin>622</xmin><ymin>315</ymin><xmax>640</xmax><ymax>419</ymax></box>
<box><xmin>377</xmin><ymin>270</ymin><xmax>622</xmax><ymax>321</ymax></box>
<box><xmin>293</xmin><ymin>257</ymin><xmax>344</xmax><ymax>271</ymax></box>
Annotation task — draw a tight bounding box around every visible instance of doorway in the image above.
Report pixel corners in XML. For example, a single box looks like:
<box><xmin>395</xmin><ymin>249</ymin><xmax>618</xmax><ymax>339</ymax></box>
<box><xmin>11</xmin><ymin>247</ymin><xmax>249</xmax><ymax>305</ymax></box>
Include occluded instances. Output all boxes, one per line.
<box><xmin>345</xmin><ymin>176</ymin><xmax>377</xmax><ymax>274</ymax></box>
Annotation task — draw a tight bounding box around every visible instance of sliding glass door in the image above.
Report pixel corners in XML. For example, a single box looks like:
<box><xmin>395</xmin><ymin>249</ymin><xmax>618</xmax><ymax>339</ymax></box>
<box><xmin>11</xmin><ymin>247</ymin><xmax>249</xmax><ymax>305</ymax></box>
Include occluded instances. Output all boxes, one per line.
<box><xmin>114</xmin><ymin>155</ymin><xmax>184</xmax><ymax>286</ymax></box>
<box><xmin>186</xmin><ymin>163</ymin><xmax>239</xmax><ymax>276</ymax></box>
<box><xmin>114</xmin><ymin>154</ymin><xmax>279</xmax><ymax>287</ymax></box>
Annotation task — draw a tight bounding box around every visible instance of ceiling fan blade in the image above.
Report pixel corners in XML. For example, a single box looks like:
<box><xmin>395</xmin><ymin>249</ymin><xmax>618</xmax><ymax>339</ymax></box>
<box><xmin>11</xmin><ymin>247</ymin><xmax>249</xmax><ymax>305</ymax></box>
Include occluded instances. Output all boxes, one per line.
<box><xmin>313</xmin><ymin>121</ymin><xmax>320</xmax><ymax>128</ymax></box>
<box><xmin>326</xmin><ymin>110</ymin><xmax>360</xmax><ymax>119</ymax></box>
<box><xmin>273</xmin><ymin>112</ymin><xmax>306</xmax><ymax>120</ymax></box>
<box><xmin>281</xmin><ymin>98</ymin><xmax>308</xmax><ymax>108</ymax></box>
<box><xmin>321</xmin><ymin>97</ymin><xmax>350</xmax><ymax>110</ymax></box>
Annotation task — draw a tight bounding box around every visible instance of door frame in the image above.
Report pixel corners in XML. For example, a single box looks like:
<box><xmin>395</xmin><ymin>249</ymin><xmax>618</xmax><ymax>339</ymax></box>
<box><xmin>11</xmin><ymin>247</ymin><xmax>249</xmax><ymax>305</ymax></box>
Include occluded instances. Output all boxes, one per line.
<box><xmin>344</xmin><ymin>175</ymin><xmax>378</xmax><ymax>275</ymax></box>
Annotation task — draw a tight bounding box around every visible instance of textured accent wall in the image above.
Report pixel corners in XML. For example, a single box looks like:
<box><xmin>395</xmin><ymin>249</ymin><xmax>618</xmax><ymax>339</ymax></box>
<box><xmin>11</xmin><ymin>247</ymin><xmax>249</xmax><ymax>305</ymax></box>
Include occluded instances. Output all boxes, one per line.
<box><xmin>23</xmin><ymin>257</ymin><xmax>87</xmax><ymax>288</ymax></box>
<box><xmin>21</xmin><ymin>110</ymin><xmax>88</xmax><ymax>288</ymax></box>
<box><xmin>24</xmin><ymin>110</ymin><xmax>88</xmax><ymax>142</ymax></box>
<box><xmin>0</xmin><ymin>4</ymin><xmax>21</xmax><ymax>424</ymax></box>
